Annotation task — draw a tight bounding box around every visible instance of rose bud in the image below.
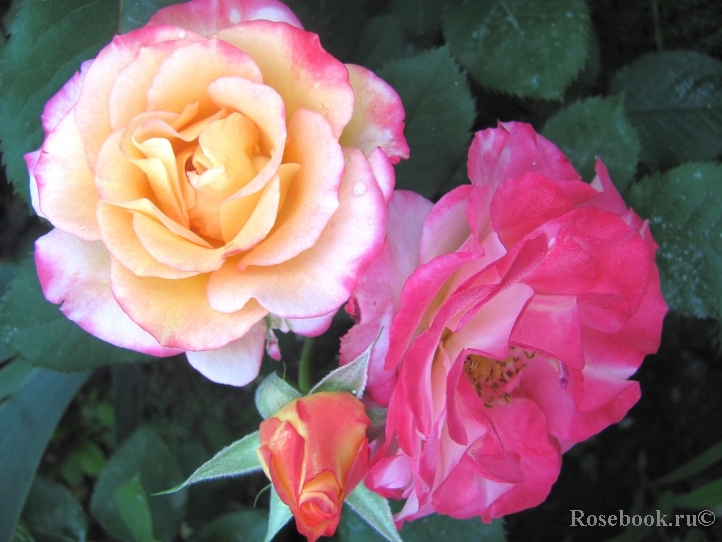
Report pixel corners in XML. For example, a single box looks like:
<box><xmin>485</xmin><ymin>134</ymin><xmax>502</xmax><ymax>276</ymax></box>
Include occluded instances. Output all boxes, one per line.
<box><xmin>257</xmin><ymin>391</ymin><xmax>370</xmax><ymax>541</ymax></box>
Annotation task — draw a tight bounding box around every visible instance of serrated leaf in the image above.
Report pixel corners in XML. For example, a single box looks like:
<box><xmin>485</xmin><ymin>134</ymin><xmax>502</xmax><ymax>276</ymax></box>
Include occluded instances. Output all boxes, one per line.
<box><xmin>120</xmin><ymin>0</ymin><xmax>180</xmax><ymax>33</ymax></box>
<box><xmin>255</xmin><ymin>373</ymin><xmax>301</xmax><ymax>420</ymax></box>
<box><xmin>0</xmin><ymin>0</ymin><xmax>119</xmax><ymax>204</ymax></box>
<box><xmin>309</xmin><ymin>330</ymin><xmax>379</xmax><ymax>398</ymax></box>
<box><xmin>22</xmin><ymin>477</ymin><xmax>88</xmax><ymax>542</ymax></box>
<box><xmin>627</xmin><ymin>162</ymin><xmax>722</xmax><ymax>319</ymax></box>
<box><xmin>90</xmin><ymin>426</ymin><xmax>186</xmax><ymax>542</ymax></box>
<box><xmin>0</xmin><ymin>254</ymin><xmax>154</xmax><ymax>371</ymax></box>
<box><xmin>192</xmin><ymin>510</ymin><xmax>269</xmax><ymax>542</ymax></box>
<box><xmin>443</xmin><ymin>0</ymin><xmax>590</xmax><ymax>100</ymax></box>
<box><xmin>345</xmin><ymin>482</ymin><xmax>402</xmax><ymax>542</ymax></box>
<box><xmin>542</xmin><ymin>95</ymin><xmax>640</xmax><ymax>192</ymax></box>
<box><xmin>611</xmin><ymin>51</ymin><xmax>722</xmax><ymax>168</ymax></box>
<box><xmin>378</xmin><ymin>47</ymin><xmax>475</xmax><ymax>198</ymax></box>
<box><xmin>158</xmin><ymin>431</ymin><xmax>262</xmax><ymax>494</ymax></box>
<box><xmin>114</xmin><ymin>475</ymin><xmax>159</xmax><ymax>542</ymax></box>
<box><xmin>0</xmin><ymin>368</ymin><xmax>89</xmax><ymax>542</ymax></box>
<box><xmin>263</xmin><ymin>487</ymin><xmax>292</xmax><ymax>542</ymax></box>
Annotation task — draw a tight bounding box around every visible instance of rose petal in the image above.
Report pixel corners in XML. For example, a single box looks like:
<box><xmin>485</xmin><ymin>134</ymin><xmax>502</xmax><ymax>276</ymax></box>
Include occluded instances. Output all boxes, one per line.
<box><xmin>186</xmin><ymin>319</ymin><xmax>268</xmax><ymax>385</ymax></box>
<box><xmin>110</xmin><ymin>257</ymin><xmax>268</xmax><ymax>350</ymax></box>
<box><xmin>75</xmin><ymin>25</ymin><xmax>200</xmax><ymax>167</ymax></box>
<box><xmin>24</xmin><ymin>150</ymin><xmax>45</xmax><ymax>218</ymax></box>
<box><xmin>217</xmin><ymin>20</ymin><xmax>354</xmax><ymax>138</ymax></box>
<box><xmin>419</xmin><ymin>185</ymin><xmax>474</xmax><ymax>264</ymax></box>
<box><xmin>239</xmin><ymin>108</ymin><xmax>344</xmax><ymax>268</ymax></box>
<box><xmin>147</xmin><ymin>39</ymin><xmax>263</xmax><ymax>119</ymax></box>
<box><xmin>207</xmin><ymin>148</ymin><xmax>386</xmax><ymax>318</ymax></box>
<box><xmin>35</xmin><ymin>229</ymin><xmax>181</xmax><ymax>357</ymax></box>
<box><xmin>148</xmin><ymin>0</ymin><xmax>303</xmax><ymax>35</ymax></box>
<box><xmin>35</xmin><ymin>113</ymin><xmax>100</xmax><ymax>240</ymax></box>
<box><xmin>42</xmin><ymin>60</ymin><xmax>92</xmax><ymax>135</ymax></box>
<box><xmin>339</xmin><ymin>64</ymin><xmax>409</xmax><ymax>163</ymax></box>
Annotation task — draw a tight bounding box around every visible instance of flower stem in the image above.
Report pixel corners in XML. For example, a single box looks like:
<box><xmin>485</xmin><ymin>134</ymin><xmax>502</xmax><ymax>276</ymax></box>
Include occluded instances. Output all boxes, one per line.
<box><xmin>298</xmin><ymin>337</ymin><xmax>316</xmax><ymax>394</ymax></box>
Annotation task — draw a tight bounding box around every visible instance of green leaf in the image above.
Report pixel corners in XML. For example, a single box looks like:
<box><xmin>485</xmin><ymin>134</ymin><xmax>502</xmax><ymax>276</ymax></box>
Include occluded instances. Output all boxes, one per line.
<box><xmin>0</xmin><ymin>0</ymin><xmax>120</xmax><ymax>204</ymax></box>
<box><xmin>674</xmin><ymin>478</ymin><xmax>722</xmax><ymax>509</ymax></box>
<box><xmin>90</xmin><ymin>426</ymin><xmax>186</xmax><ymax>542</ymax></box>
<box><xmin>76</xmin><ymin>439</ymin><xmax>107</xmax><ymax>476</ymax></box>
<box><xmin>442</xmin><ymin>0</ymin><xmax>590</xmax><ymax>100</ymax></box>
<box><xmin>157</xmin><ymin>431</ymin><xmax>262</xmax><ymax>494</ymax></box>
<box><xmin>192</xmin><ymin>510</ymin><xmax>269</xmax><ymax>542</ymax></box>
<box><xmin>0</xmin><ymin>254</ymin><xmax>154</xmax><ymax>371</ymax></box>
<box><xmin>22</xmin><ymin>477</ymin><xmax>88</xmax><ymax>542</ymax></box>
<box><xmin>255</xmin><ymin>373</ymin><xmax>301</xmax><ymax>420</ymax></box>
<box><xmin>114</xmin><ymin>475</ymin><xmax>160</xmax><ymax>542</ymax></box>
<box><xmin>0</xmin><ymin>368</ymin><xmax>89</xmax><ymax>542</ymax></box>
<box><xmin>263</xmin><ymin>487</ymin><xmax>292</xmax><ymax>542</ymax></box>
<box><xmin>345</xmin><ymin>482</ymin><xmax>402</xmax><ymax>542</ymax></box>
<box><xmin>378</xmin><ymin>47</ymin><xmax>475</xmax><ymax>198</ymax></box>
<box><xmin>542</xmin><ymin>95</ymin><xmax>640</xmax><ymax>192</ymax></box>
<box><xmin>399</xmin><ymin>514</ymin><xmax>506</xmax><ymax>542</ymax></box>
<box><xmin>654</xmin><ymin>440</ymin><xmax>722</xmax><ymax>486</ymax></box>
<box><xmin>119</xmin><ymin>0</ymin><xmax>180</xmax><ymax>33</ymax></box>
<box><xmin>309</xmin><ymin>329</ymin><xmax>379</xmax><ymax>398</ymax></box>
<box><xmin>611</xmin><ymin>51</ymin><xmax>722</xmax><ymax>168</ymax></box>
<box><xmin>627</xmin><ymin>162</ymin><xmax>722</xmax><ymax>319</ymax></box>
<box><xmin>0</xmin><ymin>360</ymin><xmax>36</xmax><ymax>403</ymax></box>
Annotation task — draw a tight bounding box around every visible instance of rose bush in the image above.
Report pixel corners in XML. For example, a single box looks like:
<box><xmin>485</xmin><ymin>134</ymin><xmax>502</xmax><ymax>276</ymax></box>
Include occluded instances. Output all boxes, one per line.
<box><xmin>26</xmin><ymin>0</ymin><xmax>408</xmax><ymax>385</ymax></box>
<box><xmin>257</xmin><ymin>391</ymin><xmax>370</xmax><ymax>542</ymax></box>
<box><xmin>341</xmin><ymin>122</ymin><xmax>666</xmax><ymax>523</ymax></box>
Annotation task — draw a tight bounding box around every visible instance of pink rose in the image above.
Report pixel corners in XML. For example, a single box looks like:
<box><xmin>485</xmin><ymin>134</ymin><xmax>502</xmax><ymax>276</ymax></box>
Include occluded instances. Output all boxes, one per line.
<box><xmin>26</xmin><ymin>0</ymin><xmax>408</xmax><ymax>385</ymax></box>
<box><xmin>341</xmin><ymin>122</ymin><xmax>666</xmax><ymax>523</ymax></box>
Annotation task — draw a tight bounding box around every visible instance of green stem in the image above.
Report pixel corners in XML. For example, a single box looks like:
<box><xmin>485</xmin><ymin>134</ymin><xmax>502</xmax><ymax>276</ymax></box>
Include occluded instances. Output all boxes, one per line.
<box><xmin>298</xmin><ymin>337</ymin><xmax>316</xmax><ymax>394</ymax></box>
<box><xmin>652</xmin><ymin>0</ymin><xmax>663</xmax><ymax>51</ymax></box>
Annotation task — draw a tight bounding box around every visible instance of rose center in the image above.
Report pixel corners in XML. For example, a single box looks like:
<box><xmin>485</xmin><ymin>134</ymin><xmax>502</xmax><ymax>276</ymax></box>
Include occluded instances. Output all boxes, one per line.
<box><xmin>463</xmin><ymin>346</ymin><xmax>532</xmax><ymax>407</ymax></box>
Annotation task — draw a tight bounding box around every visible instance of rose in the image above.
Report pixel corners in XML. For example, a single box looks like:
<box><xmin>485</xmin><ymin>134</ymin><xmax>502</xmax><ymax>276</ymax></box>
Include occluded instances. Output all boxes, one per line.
<box><xmin>257</xmin><ymin>391</ymin><xmax>370</xmax><ymax>541</ymax></box>
<box><xmin>26</xmin><ymin>0</ymin><xmax>408</xmax><ymax>385</ymax></box>
<box><xmin>341</xmin><ymin>122</ymin><xmax>666</xmax><ymax>522</ymax></box>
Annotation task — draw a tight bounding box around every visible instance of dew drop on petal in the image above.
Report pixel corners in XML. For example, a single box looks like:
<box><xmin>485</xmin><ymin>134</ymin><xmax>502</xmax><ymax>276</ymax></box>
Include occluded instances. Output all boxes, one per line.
<box><xmin>177</xmin><ymin>29</ymin><xmax>187</xmax><ymax>39</ymax></box>
<box><xmin>352</xmin><ymin>182</ymin><xmax>367</xmax><ymax>197</ymax></box>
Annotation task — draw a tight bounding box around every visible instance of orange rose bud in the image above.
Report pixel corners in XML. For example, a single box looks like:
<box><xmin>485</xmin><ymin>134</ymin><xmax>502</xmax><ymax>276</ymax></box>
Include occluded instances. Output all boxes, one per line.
<box><xmin>257</xmin><ymin>392</ymin><xmax>370</xmax><ymax>542</ymax></box>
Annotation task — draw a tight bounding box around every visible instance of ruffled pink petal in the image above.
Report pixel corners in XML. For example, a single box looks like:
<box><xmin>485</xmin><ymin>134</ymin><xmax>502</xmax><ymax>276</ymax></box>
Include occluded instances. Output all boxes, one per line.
<box><xmin>74</xmin><ymin>25</ymin><xmax>198</xmax><ymax>168</ymax></box>
<box><xmin>419</xmin><ymin>185</ymin><xmax>473</xmax><ymax>265</ymax></box>
<box><xmin>584</xmin><ymin>159</ymin><xmax>628</xmax><ymax>215</ymax></box>
<box><xmin>217</xmin><ymin>20</ymin><xmax>354</xmax><ymax>139</ymax></box>
<box><xmin>186</xmin><ymin>319</ymin><xmax>268</xmax><ymax>385</ymax></box>
<box><xmin>207</xmin><ymin>148</ymin><xmax>386</xmax><ymax>318</ymax></box>
<box><xmin>34</xmin><ymin>113</ymin><xmax>100</xmax><ymax>240</ymax></box>
<box><xmin>147</xmin><ymin>0</ymin><xmax>303</xmax><ymax>35</ymax></box>
<box><xmin>468</xmin><ymin>122</ymin><xmax>580</xmax><ymax>189</ymax></box>
<box><xmin>41</xmin><ymin>60</ymin><xmax>92</xmax><ymax>135</ymax></box>
<box><xmin>511</xmin><ymin>294</ymin><xmax>585</xmax><ymax>370</ymax></box>
<box><xmin>490</xmin><ymin>173</ymin><xmax>574</xmax><ymax>249</ymax></box>
<box><xmin>339</xmin><ymin>64</ymin><xmax>409</xmax><ymax>164</ymax></box>
<box><xmin>385</xmin><ymin>251</ymin><xmax>481</xmax><ymax>371</ymax></box>
<box><xmin>340</xmin><ymin>190</ymin><xmax>433</xmax><ymax>405</ymax></box>
<box><xmin>35</xmin><ymin>229</ymin><xmax>181</xmax><ymax>357</ymax></box>
<box><xmin>110</xmin><ymin>257</ymin><xmax>268</xmax><ymax>350</ymax></box>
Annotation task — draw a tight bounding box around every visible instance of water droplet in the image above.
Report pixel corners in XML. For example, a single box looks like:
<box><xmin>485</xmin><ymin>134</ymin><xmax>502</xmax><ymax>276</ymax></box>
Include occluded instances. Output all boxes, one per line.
<box><xmin>352</xmin><ymin>182</ymin><xmax>367</xmax><ymax>197</ymax></box>
<box><xmin>177</xmin><ymin>29</ymin><xmax>187</xmax><ymax>39</ymax></box>
<box><xmin>367</xmin><ymin>219</ymin><xmax>373</xmax><ymax>225</ymax></box>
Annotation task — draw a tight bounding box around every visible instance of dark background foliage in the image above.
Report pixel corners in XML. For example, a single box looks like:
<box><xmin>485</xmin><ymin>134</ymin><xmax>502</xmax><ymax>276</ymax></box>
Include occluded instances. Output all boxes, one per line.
<box><xmin>0</xmin><ymin>0</ymin><xmax>721</xmax><ymax>541</ymax></box>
